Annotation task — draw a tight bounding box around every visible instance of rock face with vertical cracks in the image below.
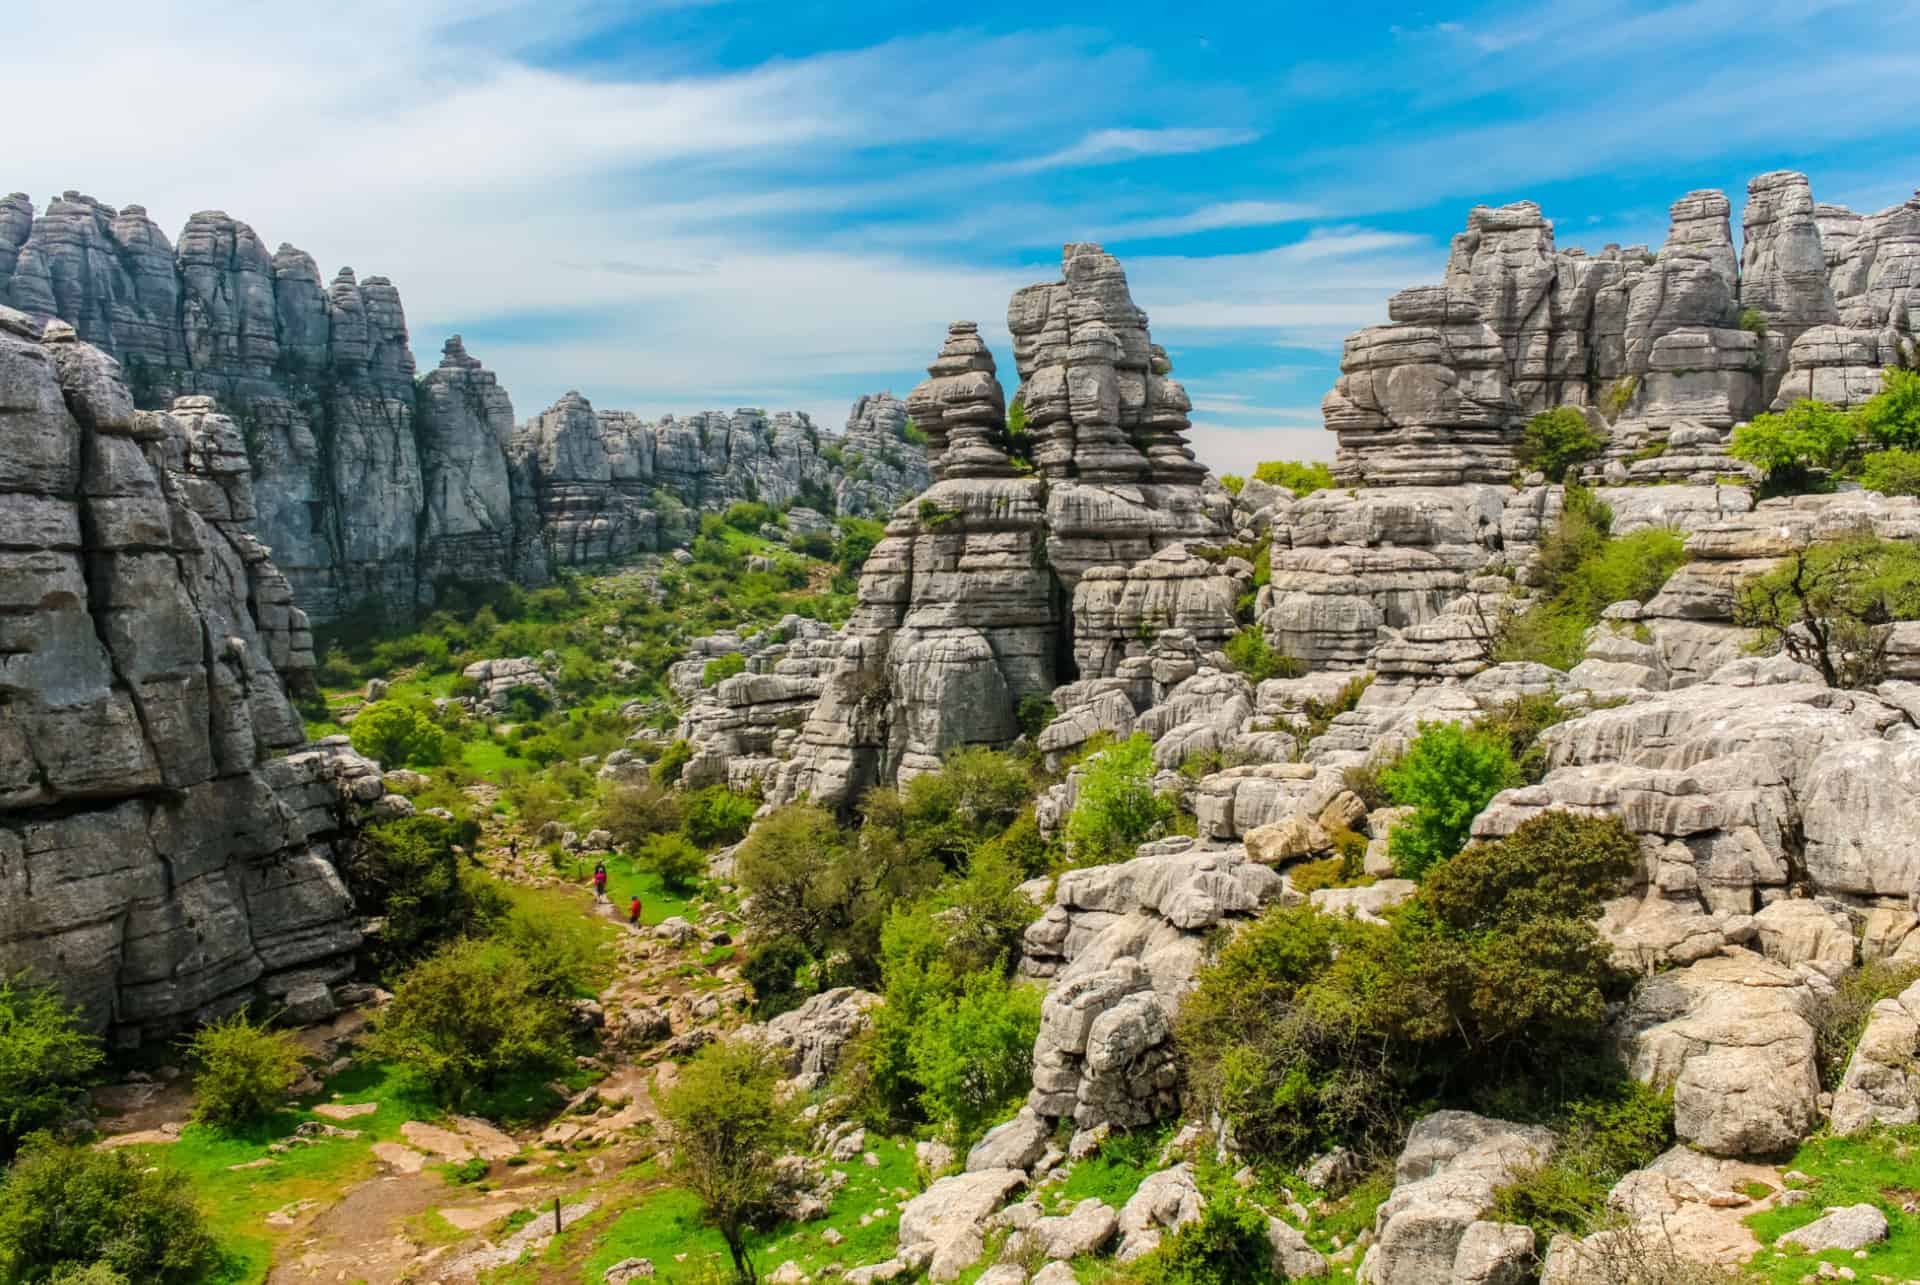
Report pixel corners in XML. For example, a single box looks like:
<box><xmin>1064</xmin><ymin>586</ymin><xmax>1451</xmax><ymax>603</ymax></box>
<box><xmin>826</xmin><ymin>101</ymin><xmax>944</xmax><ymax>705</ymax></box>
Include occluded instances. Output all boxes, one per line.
<box><xmin>0</xmin><ymin>306</ymin><xmax>389</xmax><ymax>1043</ymax></box>
<box><xmin>769</xmin><ymin>246</ymin><xmax>1230</xmax><ymax>805</ymax></box>
<box><xmin>0</xmin><ymin>189</ymin><xmax>932</xmax><ymax>624</ymax></box>
<box><xmin>1318</xmin><ymin>171</ymin><xmax>1918</xmax><ymax>489</ymax></box>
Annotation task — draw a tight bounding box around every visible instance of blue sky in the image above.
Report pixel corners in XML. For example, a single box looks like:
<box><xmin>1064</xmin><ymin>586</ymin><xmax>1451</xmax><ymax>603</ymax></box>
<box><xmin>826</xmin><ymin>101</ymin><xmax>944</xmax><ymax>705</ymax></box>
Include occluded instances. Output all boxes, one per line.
<box><xmin>12</xmin><ymin>0</ymin><xmax>1920</xmax><ymax>473</ymax></box>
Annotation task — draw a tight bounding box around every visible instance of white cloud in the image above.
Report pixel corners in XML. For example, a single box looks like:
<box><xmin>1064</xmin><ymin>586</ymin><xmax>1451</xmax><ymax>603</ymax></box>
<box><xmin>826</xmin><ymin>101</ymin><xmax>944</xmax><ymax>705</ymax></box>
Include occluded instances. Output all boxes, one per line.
<box><xmin>1097</xmin><ymin>200</ymin><xmax>1321</xmax><ymax>240</ymax></box>
<box><xmin>1001</xmin><ymin>127</ymin><xmax>1260</xmax><ymax>175</ymax></box>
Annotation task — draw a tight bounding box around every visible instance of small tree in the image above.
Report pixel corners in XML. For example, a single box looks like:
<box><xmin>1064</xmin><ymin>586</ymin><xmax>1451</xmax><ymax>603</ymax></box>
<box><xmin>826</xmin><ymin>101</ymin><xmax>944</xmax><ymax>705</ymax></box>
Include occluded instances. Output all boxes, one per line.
<box><xmin>1861</xmin><ymin>448</ymin><xmax>1920</xmax><ymax>497</ymax></box>
<box><xmin>599</xmin><ymin>780</ymin><xmax>685</xmax><ymax>847</ymax></box>
<box><xmin>1251</xmin><ymin>459</ymin><xmax>1336</xmax><ymax>497</ymax></box>
<box><xmin>368</xmin><ymin>939</ymin><xmax>573</xmax><ymax>1107</ymax></box>
<box><xmin>907</xmin><ymin>972</ymin><xmax>1042</xmax><ymax>1144</ymax></box>
<box><xmin>661</xmin><ymin>1039</ymin><xmax>799</xmax><ymax>1284</ymax></box>
<box><xmin>1729</xmin><ymin>398</ymin><xmax>1856</xmax><ymax>492</ymax></box>
<box><xmin>1734</xmin><ymin>535</ymin><xmax>1920</xmax><ymax>688</ymax></box>
<box><xmin>1224</xmin><ymin>626</ymin><xmax>1304</xmax><ymax>683</ymax></box>
<box><xmin>0</xmin><ymin>974</ymin><xmax>103</xmax><ymax>1158</ymax></box>
<box><xmin>0</xmin><ymin>1136</ymin><xmax>220</xmax><ymax>1284</ymax></box>
<box><xmin>1382</xmin><ymin>722</ymin><xmax>1519</xmax><ymax>878</ymax></box>
<box><xmin>1517</xmin><ymin>407</ymin><xmax>1608</xmax><ymax>482</ymax></box>
<box><xmin>1857</xmin><ymin>365</ymin><xmax>1920</xmax><ymax>450</ymax></box>
<box><xmin>184</xmin><ymin>1011</ymin><xmax>305</xmax><ymax>1129</ymax></box>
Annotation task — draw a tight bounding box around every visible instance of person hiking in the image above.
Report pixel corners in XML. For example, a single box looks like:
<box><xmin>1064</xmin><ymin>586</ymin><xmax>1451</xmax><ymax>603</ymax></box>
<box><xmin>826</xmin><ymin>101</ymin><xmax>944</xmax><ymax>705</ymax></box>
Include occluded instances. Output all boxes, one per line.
<box><xmin>628</xmin><ymin>894</ymin><xmax>643</xmax><ymax>927</ymax></box>
<box><xmin>508</xmin><ymin>838</ymin><xmax>518</xmax><ymax>861</ymax></box>
<box><xmin>593</xmin><ymin>861</ymin><xmax>608</xmax><ymax>901</ymax></box>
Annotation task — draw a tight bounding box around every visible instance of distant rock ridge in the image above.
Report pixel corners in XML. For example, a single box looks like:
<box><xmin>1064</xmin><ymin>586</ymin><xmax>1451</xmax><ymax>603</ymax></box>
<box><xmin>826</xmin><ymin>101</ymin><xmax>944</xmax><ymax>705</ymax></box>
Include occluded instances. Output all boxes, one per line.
<box><xmin>1325</xmin><ymin>170</ymin><xmax>1920</xmax><ymax>486</ymax></box>
<box><xmin>0</xmin><ymin>190</ymin><xmax>931</xmax><ymax>625</ymax></box>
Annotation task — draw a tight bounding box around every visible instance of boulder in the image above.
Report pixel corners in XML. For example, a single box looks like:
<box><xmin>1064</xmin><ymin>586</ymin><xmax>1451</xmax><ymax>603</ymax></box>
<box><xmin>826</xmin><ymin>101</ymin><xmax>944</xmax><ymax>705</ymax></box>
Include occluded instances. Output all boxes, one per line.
<box><xmin>897</xmin><ymin>1169</ymin><xmax>1027</xmax><ymax>1283</ymax></box>
<box><xmin>1777</xmin><ymin>1203</ymin><xmax>1889</xmax><ymax>1253</ymax></box>
<box><xmin>1361</xmin><ymin>1112</ymin><xmax>1555</xmax><ymax>1285</ymax></box>
<box><xmin>1830</xmin><ymin>978</ymin><xmax>1920</xmax><ymax>1135</ymax></box>
<box><xmin>1115</xmin><ymin>1164</ymin><xmax>1205</xmax><ymax>1262</ymax></box>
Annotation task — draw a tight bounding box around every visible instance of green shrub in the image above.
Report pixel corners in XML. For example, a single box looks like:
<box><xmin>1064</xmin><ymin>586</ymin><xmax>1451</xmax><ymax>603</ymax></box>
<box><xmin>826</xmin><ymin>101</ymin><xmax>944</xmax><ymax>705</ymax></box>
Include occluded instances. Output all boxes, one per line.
<box><xmin>1252</xmin><ymin>459</ymin><xmax>1336</xmax><ymax>497</ymax></box>
<box><xmin>346</xmin><ymin>814</ymin><xmax>493</xmax><ymax>975</ymax></box>
<box><xmin>1064</xmin><ymin>733</ymin><xmax>1174</xmax><ymax>865</ymax></box>
<box><xmin>183</xmin><ymin>1011</ymin><xmax>305</xmax><ymax>1129</ymax></box>
<box><xmin>789</xmin><ymin>530</ymin><xmax>834</xmax><ymax>559</ymax></box>
<box><xmin>1490</xmin><ymin>1077</ymin><xmax>1675</xmax><ymax>1245</ymax></box>
<box><xmin>907</xmin><ymin>972</ymin><xmax>1043</xmax><ymax>1144</ymax></box>
<box><xmin>1218</xmin><ymin>473</ymin><xmax>1246</xmax><ymax>496</ymax></box>
<box><xmin>1738</xmin><ymin>306</ymin><xmax>1769</xmax><ymax>337</ymax></box>
<box><xmin>834</xmin><ymin>517</ymin><xmax>886</xmax><ymax>580</ymax></box>
<box><xmin>652</xmin><ymin>738</ymin><xmax>694</xmax><ymax>786</ymax></box>
<box><xmin>0</xmin><ymin>975</ymin><xmax>102</xmax><ymax>1158</ymax></box>
<box><xmin>864</xmin><ymin>747</ymin><xmax>1037</xmax><ymax>871</ymax></box>
<box><xmin>1130</xmin><ymin>1192</ymin><xmax>1277</xmax><ymax>1285</ymax></box>
<box><xmin>1223</xmin><ymin>626</ymin><xmax>1304</xmax><ymax>683</ymax></box>
<box><xmin>368</xmin><ymin>939</ymin><xmax>574</xmax><ymax>1107</ymax></box>
<box><xmin>742</xmin><ymin>936</ymin><xmax>813</xmax><ymax>1021</ymax></box>
<box><xmin>1730</xmin><ymin>398</ymin><xmax>1856</xmax><ymax>492</ymax></box>
<box><xmin>1858</xmin><ymin>365</ymin><xmax>1920</xmax><ymax>449</ymax></box>
<box><xmin>639</xmin><ymin>832</ymin><xmax>706</xmax><ymax>892</ymax></box>
<box><xmin>682</xmin><ymin>786</ymin><xmax>758</xmax><ymax>849</ymax></box>
<box><xmin>1601</xmin><ymin>376</ymin><xmax>1639</xmax><ymax>419</ymax></box>
<box><xmin>1517</xmin><ymin>406</ymin><xmax>1607</xmax><ymax>482</ymax></box>
<box><xmin>1810</xmin><ymin>959</ymin><xmax>1920</xmax><ymax>1090</ymax></box>
<box><xmin>500</xmin><ymin>683</ymin><xmax>551</xmax><ymax>724</ymax></box>
<box><xmin>348</xmin><ymin>700</ymin><xmax>452</xmax><ymax>768</ymax></box>
<box><xmin>599</xmin><ymin>780</ymin><xmax>684</xmax><ymax>847</ymax></box>
<box><xmin>900</xmin><ymin>420</ymin><xmax>929</xmax><ymax>447</ymax></box>
<box><xmin>1179</xmin><ymin>812</ymin><xmax>1639</xmax><ymax>1164</ymax></box>
<box><xmin>0</xmin><ymin>1136</ymin><xmax>220</xmax><ymax>1284</ymax></box>
<box><xmin>1861</xmin><ymin>447</ymin><xmax>1920</xmax><ymax>496</ymax></box>
<box><xmin>1382</xmin><ymin>722</ymin><xmax>1518</xmax><ymax>878</ymax></box>
<box><xmin>701</xmin><ymin>652</ymin><xmax>747</xmax><ymax>688</ymax></box>
<box><xmin>723</xmin><ymin>501</ymin><xmax>778</xmax><ymax>532</ymax></box>
<box><xmin>1016</xmin><ymin>693</ymin><xmax>1057</xmax><ymax>740</ymax></box>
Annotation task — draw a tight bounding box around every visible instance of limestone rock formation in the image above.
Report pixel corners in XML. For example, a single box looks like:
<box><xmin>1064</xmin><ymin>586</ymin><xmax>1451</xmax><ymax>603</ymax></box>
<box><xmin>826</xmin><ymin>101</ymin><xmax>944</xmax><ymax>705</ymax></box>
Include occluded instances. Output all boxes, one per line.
<box><xmin>1830</xmin><ymin>977</ymin><xmax>1920</xmax><ymax>1134</ymax></box>
<box><xmin>1359</xmin><ymin>1112</ymin><xmax>1554</xmax><ymax>1285</ymax></box>
<box><xmin>769</xmin><ymin>247</ymin><xmax>1228</xmax><ymax>805</ymax></box>
<box><xmin>1320</xmin><ymin>171</ymin><xmax>1917</xmax><ymax>489</ymax></box>
<box><xmin>0</xmin><ymin>307</ymin><xmax>385</xmax><ymax>1041</ymax></box>
<box><xmin>0</xmin><ymin>190</ymin><xmax>931</xmax><ymax>624</ymax></box>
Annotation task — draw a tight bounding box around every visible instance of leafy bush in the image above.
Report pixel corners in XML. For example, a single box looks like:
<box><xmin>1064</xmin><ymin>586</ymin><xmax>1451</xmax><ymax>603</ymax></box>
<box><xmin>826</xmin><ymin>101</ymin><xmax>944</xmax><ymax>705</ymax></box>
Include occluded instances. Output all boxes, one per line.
<box><xmin>1382</xmin><ymin>722</ymin><xmax>1518</xmax><ymax>878</ymax></box>
<box><xmin>701</xmin><ymin>652</ymin><xmax>747</xmax><ymax>688</ymax></box>
<box><xmin>346</xmin><ymin>814</ymin><xmax>493</xmax><ymax>975</ymax></box>
<box><xmin>863</xmin><ymin>747</ymin><xmax>1037</xmax><ymax>871</ymax></box>
<box><xmin>907</xmin><ymin>972</ymin><xmax>1043</xmax><ymax>1144</ymax></box>
<box><xmin>184</xmin><ymin>1011</ymin><xmax>305</xmax><ymax>1129</ymax></box>
<box><xmin>1809</xmin><ymin>959</ymin><xmax>1920</xmax><ymax>1090</ymax></box>
<box><xmin>1496</xmin><ymin>489</ymin><xmax>1686</xmax><ymax>670</ymax></box>
<box><xmin>0</xmin><ymin>975</ymin><xmax>102</xmax><ymax>1158</ymax></box>
<box><xmin>741</xmin><ymin>936</ymin><xmax>813</xmax><ymax>1020</ymax></box>
<box><xmin>1223</xmin><ymin>626</ymin><xmax>1304</xmax><ymax>683</ymax></box>
<box><xmin>1252</xmin><ymin>459</ymin><xmax>1336</xmax><ymax>497</ymax></box>
<box><xmin>1218</xmin><ymin>473</ymin><xmax>1246</xmax><ymax>495</ymax></box>
<box><xmin>723</xmin><ymin>501</ymin><xmax>778</xmax><ymax>532</ymax></box>
<box><xmin>1738</xmin><ymin>306</ymin><xmax>1769</xmax><ymax>337</ymax></box>
<box><xmin>599</xmin><ymin>780</ymin><xmax>685</xmax><ymax>848</ymax></box>
<box><xmin>500</xmin><ymin>683</ymin><xmax>552</xmax><ymax>724</ymax></box>
<box><xmin>1861</xmin><ymin>447</ymin><xmax>1920</xmax><ymax>496</ymax></box>
<box><xmin>368</xmin><ymin>938</ymin><xmax>574</xmax><ymax>1107</ymax></box>
<box><xmin>682</xmin><ymin>786</ymin><xmax>758</xmax><ymax>849</ymax></box>
<box><xmin>1490</xmin><ymin>1077</ymin><xmax>1675</xmax><ymax>1245</ymax></box>
<box><xmin>1129</xmin><ymin>1192</ymin><xmax>1277</xmax><ymax>1285</ymax></box>
<box><xmin>1857</xmin><ymin>365</ymin><xmax>1920</xmax><ymax>449</ymax></box>
<box><xmin>900</xmin><ymin>419</ymin><xmax>929</xmax><ymax>447</ymax></box>
<box><xmin>639</xmin><ymin>832</ymin><xmax>706</xmax><ymax>891</ymax></box>
<box><xmin>348</xmin><ymin>700</ymin><xmax>452</xmax><ymax>768</ymax></box>
<box><xmin>1735</xmin><ymin>535</ymin><xmax>1920</xmax><ymax>688</ymax></box>
<box><xmin>0</xmin><ymin>1135</ymin><xmax>220</xmax><ymax>1284</ymax></box>
<box><xmin>1730</xmin><ymin>398</ymin><xmax>1856</xmax><ymax>492</ymax></box>
<box><xmin>1518</xmin><ymin>406</ymin><xmax>1608</xmax><ymax>482</ymax></box>
<box><xmin>652</xmin><ymin>738</ymin><xmax>694</xmax><ymax>786</ymax></box>
<box><xmin>1016</xmin><ymin>693</ymin><xmax>1057</xmax><ymax>740</ymax></box>
<box><xmin>1064</xmin><ymin>733</ymin><xmax>1175</xmax><ymax>865</ymax></box>
<box><xmin>1179</xmin><ymin>812</ymin><xmax>1639</xmax><ymax>1163</ymax></box>
<box><xmin>789</xmin><ymin>530</ymin><xmax>834</xmax><ymax>559</ymax></box>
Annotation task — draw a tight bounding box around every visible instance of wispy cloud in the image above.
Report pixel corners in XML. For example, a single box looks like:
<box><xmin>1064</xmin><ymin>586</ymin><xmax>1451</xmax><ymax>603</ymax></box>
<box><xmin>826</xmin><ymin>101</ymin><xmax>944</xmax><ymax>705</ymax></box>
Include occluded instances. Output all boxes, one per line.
<box><xmin>1098</xmin><ymin>200</ymin><xmax>1320</xmax><ymax>240</ymax></box>
<box><xmin>1002</xmin><ymin>127</ymin><xmax>1259</xmax><ymax>175</ymax></box>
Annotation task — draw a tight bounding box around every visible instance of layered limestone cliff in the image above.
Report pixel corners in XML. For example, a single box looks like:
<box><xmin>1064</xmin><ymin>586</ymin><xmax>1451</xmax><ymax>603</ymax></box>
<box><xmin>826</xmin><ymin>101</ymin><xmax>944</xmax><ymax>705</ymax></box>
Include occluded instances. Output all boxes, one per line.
<box><xmin>765</xmin><ymin>245</ymin><xmax>1230</xmax><ymax>806</ymax></box>
<box><xmin>0</xmin><ymin>190</ymin><xmax>930</xmax><ymax>624</ymax></box>
<box><xmin>1322</xmin><ymin>171</ymin><xmax>1919</xmax><ymax>488</ymax></box>
<box><xmin>0</xmin><ymin>306</ymin><xmax>391</xmax><ymax>1043</ymax></box>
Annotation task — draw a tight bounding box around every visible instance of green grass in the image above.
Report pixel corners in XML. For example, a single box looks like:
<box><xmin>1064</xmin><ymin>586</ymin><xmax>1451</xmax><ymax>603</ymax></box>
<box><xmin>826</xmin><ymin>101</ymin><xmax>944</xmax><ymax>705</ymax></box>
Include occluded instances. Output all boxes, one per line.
<box><xmin>483</xmin><ymin>1138</ymin><xmax>920</xmax><ymax>1283</ymax></box>
<box><xmin>498</xmin><ymin>881</ymin><xmax>622</xmax><ymax>992</ymax></box>
<box><xmin>1743</xmin><ymin>1127</ymin><xmax>1920</xmax><ymax>1283</ymax></box>
<box><xmin>1054</xmin><ymin>1125</ymin><xmax>1172</xmax><ymax>1210</ymax></box>
<box><xmin>126</xmin><ymin>1060</ymin><xmax>445</xmax><ymax>1284</ymax></box>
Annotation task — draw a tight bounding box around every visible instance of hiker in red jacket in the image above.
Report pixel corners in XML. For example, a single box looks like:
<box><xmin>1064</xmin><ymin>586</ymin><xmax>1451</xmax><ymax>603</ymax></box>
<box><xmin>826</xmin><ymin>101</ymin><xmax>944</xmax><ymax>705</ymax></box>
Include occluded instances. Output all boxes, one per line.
<box><xmin>593</xmin><ymin>861</ymin><xmax>608</xmax><ymax>901</ymax></box>
<box><xmin>628</xmin><ymin>895</ymin><xmax>643</xmax><ymax>926</ymax></box>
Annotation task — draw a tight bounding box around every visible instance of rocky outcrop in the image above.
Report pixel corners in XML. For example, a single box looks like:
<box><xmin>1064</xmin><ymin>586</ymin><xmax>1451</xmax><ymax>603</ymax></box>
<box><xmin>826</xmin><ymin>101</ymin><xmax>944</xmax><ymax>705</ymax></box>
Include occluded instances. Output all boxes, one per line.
<box><xmin>0</xmin><ymin>191</ymin><xmax>930</xmax><ymax>624</ymax></box>
<box><xmin>1321</xmin><ymin>172</ymin><xmax>1917</xmax><ymax>489</ymax></box>
<box><xmin>1830</xmin><ymin>976</ymin><xmax>1920</xmax><ymax>1135</ymax></box>
<box><xmin>768</xmin><ymin>247</ymin><xmax>1229</xmax><ymax>805</ymax></box>
<box><xmin>0</xmin><ymin>307</ymin><xmax>385</xmax><ymax>1041</ymax></box>
<box><xmin>752</xmin><ymin>986</ymin><xmax>880</xmax><ymax>1091</ymax></box>
<box><xmin>1359</xmin><ymin>1112</ymin><xmax>1554</xmax><ymax>1285</ymax></box>
<box><xmin>1021</xmin><ymin>841</ymin><xmax>1283</xmax><ymax>1130</ymax></box>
